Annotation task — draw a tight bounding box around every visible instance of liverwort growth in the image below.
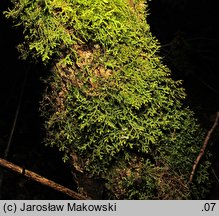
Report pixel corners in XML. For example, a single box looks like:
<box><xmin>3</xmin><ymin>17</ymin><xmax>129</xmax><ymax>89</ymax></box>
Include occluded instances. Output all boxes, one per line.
<box><xmin>5</xmin><ymin>0</ymin><xmax>211</xmax><ymax>199</ymax></box>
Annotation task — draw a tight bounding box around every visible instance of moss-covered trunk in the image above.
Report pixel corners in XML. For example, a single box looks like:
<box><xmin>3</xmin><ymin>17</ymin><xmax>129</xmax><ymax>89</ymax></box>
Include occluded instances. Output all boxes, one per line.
<box><xmin>5</xmin><ymin>0</ymin><xmax>211</xmax><ymax>199</ymax></box>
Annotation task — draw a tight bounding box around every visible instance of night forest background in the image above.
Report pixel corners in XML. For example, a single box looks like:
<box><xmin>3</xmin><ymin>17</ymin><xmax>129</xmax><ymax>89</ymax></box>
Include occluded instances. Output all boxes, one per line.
<box><xmin>0</xmin><ymin>0</ymin><xmax>218</xmax><ymax>199</ymax></box>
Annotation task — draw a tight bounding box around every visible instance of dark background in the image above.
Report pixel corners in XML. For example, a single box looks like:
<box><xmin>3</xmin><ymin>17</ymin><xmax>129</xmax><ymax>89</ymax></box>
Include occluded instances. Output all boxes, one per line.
<box><xmin>0</xmin><ymin>0</ymin><xmax>218</xmax><ymax>199</ymax></box>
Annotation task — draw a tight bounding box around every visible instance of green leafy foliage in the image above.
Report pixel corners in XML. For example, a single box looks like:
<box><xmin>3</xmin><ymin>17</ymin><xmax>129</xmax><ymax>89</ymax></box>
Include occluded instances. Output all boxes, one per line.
<box><xmin>5</xmin><ymin>0</ymin><xmax>211</xmax><ymax>199</ymax></box>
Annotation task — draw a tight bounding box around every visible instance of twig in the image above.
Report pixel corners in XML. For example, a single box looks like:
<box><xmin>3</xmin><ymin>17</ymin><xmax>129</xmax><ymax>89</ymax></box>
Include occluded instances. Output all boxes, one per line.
<box><xmin>4</xmin><ymin>65</ymin><xmax>29</xmax><ymax>159</ymax></box>
<box><xmin>211</xmin><ymin>167</ymin><xmax>219</xmax><ymax>184</ymax></box>
<box><xmin>0</xmin><ymin>65</ymin><xmax>29</xmax><ymax>199</ymax></box>
<box><xmin>189</xmin><ymin>111</ymin><xmax>219</xmax><ymax>183</ymax></box>
<box><xmin>0</xmin><ymin>158</ymin><xmax>90</xmax><ymax>200</ymax></box>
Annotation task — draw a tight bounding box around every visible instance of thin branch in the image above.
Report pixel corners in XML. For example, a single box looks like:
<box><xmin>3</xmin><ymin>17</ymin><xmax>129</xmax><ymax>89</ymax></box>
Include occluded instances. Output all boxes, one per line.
<box><xmin>189</xmin><ymin>111</ymin><xmax>219</xmax><ymax>183</ymax></box>
<box><xmin>4</xmin><ymin>66</ymin><xmax>29</xmax><ymax>159</ymax></box>
<box><xmin>0</xmin><ymin>66</ymin><xmax>29</xmax><ymax>199</ymax></box>
<box><xmin>161</xmin><ymin>36</ymin><xmax>219</xmax><ymax>48</ymax></box>
<box><xmin>0</xmin><ymin>158</ymin><xmax>91</xmax><ymax>200</ymax></box>
<box><xmin>211</xmin><ymin>167</ymin><xmax>219</xmax><ymax>185</ymax></box>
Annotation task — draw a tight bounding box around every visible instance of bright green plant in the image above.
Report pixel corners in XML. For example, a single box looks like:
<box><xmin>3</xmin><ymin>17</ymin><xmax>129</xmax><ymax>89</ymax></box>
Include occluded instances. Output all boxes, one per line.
<box><xmin>5</xmin><ymin>0</ymin><xmax>211</xmax><ymax>199</ymax></box>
